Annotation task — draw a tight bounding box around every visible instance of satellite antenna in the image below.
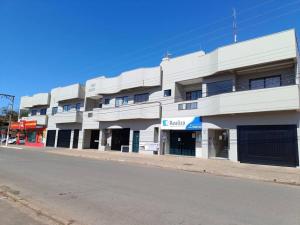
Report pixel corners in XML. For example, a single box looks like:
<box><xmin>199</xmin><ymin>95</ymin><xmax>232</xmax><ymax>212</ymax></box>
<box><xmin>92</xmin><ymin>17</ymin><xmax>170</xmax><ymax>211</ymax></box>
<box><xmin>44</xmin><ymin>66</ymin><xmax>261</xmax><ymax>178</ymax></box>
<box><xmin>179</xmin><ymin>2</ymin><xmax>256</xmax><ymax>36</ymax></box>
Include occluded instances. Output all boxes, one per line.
<box><xmin>233</xmin><ymin>8</ymin><xmax>237</xmax><ymax>43</ymax></box>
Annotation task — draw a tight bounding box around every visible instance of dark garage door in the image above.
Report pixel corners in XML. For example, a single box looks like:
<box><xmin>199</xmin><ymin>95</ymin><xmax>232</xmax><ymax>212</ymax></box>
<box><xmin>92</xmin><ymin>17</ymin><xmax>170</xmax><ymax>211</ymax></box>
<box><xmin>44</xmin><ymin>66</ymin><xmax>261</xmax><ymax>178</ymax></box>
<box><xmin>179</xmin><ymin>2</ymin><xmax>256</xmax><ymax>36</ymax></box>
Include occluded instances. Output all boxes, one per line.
<box><xmin>237</xmin><ymin>125</ymin><xmax>299</xmax><ymax>167</ymax></box>
<box><xmin>46</xmin><ymin>130</ymin><xmax>56</xmax><ymax>147</ymax></box>
<box><xmin>57</xmin><ymin>130</ymin><xmax>71</xmax><ymax>148</ymax></box>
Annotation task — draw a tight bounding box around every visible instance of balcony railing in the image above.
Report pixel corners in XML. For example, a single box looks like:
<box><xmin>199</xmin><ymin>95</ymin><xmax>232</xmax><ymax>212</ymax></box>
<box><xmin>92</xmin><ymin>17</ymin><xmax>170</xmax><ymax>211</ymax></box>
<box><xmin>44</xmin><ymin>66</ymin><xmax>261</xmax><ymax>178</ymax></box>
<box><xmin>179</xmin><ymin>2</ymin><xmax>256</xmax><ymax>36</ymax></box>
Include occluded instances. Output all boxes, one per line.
<box><xmin>50</xmin><ymin>111</ymin><xmax>83</xmax><ymax>124</ymax></box>
<box><xmin>92</xmin><ymin>102</ymin><xmax>161</xmax><ymax>121</ymax></box>
<box><xmin>163</xmin><ymin>85</ymin><xmax>300</xmax><ymax>117</ymax></box>
<box><xmin>21</xmin><ymin>115</ymin><xmax>48</xmax><ymax>126</ymax></box>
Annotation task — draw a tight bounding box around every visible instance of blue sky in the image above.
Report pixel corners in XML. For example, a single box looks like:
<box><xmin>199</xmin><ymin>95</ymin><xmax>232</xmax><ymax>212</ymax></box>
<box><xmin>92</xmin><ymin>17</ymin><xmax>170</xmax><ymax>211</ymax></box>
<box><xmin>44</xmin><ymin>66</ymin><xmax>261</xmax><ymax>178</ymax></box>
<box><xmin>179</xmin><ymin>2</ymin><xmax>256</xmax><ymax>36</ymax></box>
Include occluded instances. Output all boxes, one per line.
<box><xmin>0</xmin><ymin>0</ymin><xmax>300</xmax><ymax>109</ymax></box>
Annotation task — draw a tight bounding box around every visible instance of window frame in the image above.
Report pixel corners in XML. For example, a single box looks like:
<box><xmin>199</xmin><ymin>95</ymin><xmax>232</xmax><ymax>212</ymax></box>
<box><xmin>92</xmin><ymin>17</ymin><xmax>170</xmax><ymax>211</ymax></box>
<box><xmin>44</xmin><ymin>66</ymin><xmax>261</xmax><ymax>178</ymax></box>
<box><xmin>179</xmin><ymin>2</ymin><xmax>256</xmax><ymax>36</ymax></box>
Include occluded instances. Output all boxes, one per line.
<box><xmin>52</xmin><ymin>107</ymin><xmax>58</xmax><ymax>115</ymax></box>
<box><xmin>63</xmin><ymin>104</ymin><xmax>71</xmax><ymax>112</ymax></box>
<box><xmin>249</xmin><ymin>75</ymin><xmax>281</xmax><ymax>90</ymax></box>
<box><xmin>206</xmin><ymin>79</ymin><xmax>233</xmax><ymax>97</ymax></box>
<box><xmin>134</xmin><ymin>93</ymin><xmax>149</xmax><ymax>104</ymax></box>
<box><xmin>31</xmin><ymin>109</ymin><xmax>37</xmax><ymax>116</ymax></box>
<box><xmin>115</xmin><ymin>96</ymin><xmax>129</xmax><ymax>107</ymax></box>
<box><xmin>75</xmin><ymin>103</ymin><xmax>81</xmax><ymax>111</ymax></box>
<box><xmin>186</xmin><ymin>90</ymin><xmax>202</xmax><ymax>101</ymax></box>
<box><xmin>40</xmin><ymin>108</ymin><xmax>47</xmax><ymax>115</ymax></box>
<box><xmin>164</xmin><ymin>89</ymin><xmax>172</xmax><ymax>97</ymax></box>
<box><xmin>104</xmin><ymin>98</ymin><xmax>110</xmax><ymax>105</ymax></box>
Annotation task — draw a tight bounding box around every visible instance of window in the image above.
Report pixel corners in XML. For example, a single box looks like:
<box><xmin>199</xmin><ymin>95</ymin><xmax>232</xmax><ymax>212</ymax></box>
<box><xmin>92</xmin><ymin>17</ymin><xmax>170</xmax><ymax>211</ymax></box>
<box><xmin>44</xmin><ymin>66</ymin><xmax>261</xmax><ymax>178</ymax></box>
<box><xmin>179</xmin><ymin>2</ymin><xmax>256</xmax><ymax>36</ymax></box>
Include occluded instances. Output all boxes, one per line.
<box><xmin>104</xmin><ymin>98</ymin><xmax>110</xmax><ymax>105</ymax></box>
<box><xmin>164</xmin><ymin>89</ymin><xmax>171</xmax><ymax>97</ymax></box>
<box><xmin>178</xmin><ymin>102</ymin><xmax>198</xmax><ymax>110</ymax></box>
<box><xmin>63</xmin><ymin>105</ymin><xmax>71</xmax><ymax>112</ymax></box>
<box><xmin>115</xmin><ymin>96</ymin><xmax>129</xmax><ymax>107</ymax></box>
<box><xmin>52</xmin><ymin>107</ymin><xmax>58</xmax><ymax>115</ymax></box>
<box><xmin>134</xmin><ymin>93</ymin><xmax>149</xmax><ymax>103</ymax></box>
<box><xmin>186</xmin><ymin>90</ymin><xmax>202</xmax><ymax>100</ymax></box>
<box><xmin>31</xmin><ymin>109</ymin><xmax>37</xmax><ymax>116</ymax></box>
<box><xmin>75</xmin><ymin>103</ymin><xmax>81</xmax><ymax>111</ymax></box>
<box><xmin>250</xmin><ymin>75</ymin><xmax>281</xmax><ymax>90</ymax></box>
<box><xmin>40</xmin><ymin>108</ymin><xmax>47</xmax><ymax>115</ymax></box>
<box><xmin>206</xmin><ymin>80</ymin><xmax>233</xmax><ymax>96</ymax></box>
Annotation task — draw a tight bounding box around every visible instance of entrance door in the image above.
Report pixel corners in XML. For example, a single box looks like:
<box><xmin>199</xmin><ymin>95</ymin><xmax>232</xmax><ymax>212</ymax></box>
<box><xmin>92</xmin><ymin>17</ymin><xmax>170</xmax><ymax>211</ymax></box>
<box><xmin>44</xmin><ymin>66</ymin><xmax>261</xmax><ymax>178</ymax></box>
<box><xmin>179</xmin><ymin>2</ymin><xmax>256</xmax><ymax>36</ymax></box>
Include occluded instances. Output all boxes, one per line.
<box><xmin>111</xmin><ymin>128</ymin><xmax>130</xmax><ymax>151</ymax></box>
<box><xmin>46</xmin><ymin>130</ymin><xmax>56</xmax><ymax>147</ymax></box>
<box><xmin>237</xmin><ymin>125</ymin><xmax>299</xmax><ymax>167</ymax></box>
<box><xmin>132</xmin><ymin>131</ymin><xmax>140</xmax><ymax>153</ymax></box>
<box><xmin>170</xmin><ymin>130</ymin><xmax>196</xmax><ymax>156</ymax></box>
<box><xmin>90</xmin><ymin>130</ymin><xmax>99</xmax><ymax>149</ymax></box>
<box><xmin>57</xmin><ymin>130</ymin><xmax>71</xmax><ymax>148</ymax></box>
<box><xmin>72</xmin><ymin>129</ymin><xmax>79</xmax><ymax>149</ymax></box>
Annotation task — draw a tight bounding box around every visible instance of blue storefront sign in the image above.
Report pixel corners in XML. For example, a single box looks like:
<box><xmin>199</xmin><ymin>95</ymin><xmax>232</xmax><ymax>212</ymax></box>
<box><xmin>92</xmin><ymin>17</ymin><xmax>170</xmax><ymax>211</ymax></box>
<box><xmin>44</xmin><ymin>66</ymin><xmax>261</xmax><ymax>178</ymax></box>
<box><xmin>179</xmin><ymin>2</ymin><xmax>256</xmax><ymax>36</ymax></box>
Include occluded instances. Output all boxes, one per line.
<box><xmin>161</xmin><ymin>117</ymin><xmax>202</xmax><ymax>130</ymax></box>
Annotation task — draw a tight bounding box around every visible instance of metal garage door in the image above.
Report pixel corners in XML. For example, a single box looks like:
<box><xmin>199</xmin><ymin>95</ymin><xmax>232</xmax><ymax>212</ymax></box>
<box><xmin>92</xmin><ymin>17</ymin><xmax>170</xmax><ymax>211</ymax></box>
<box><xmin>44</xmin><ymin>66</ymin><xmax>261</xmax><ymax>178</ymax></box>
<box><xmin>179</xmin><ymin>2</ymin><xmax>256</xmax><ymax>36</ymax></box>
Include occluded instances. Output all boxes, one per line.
<box><xmin>46</xmin><ymin>130</ymin><xmax>56</xmax><ymax>147</ymax></box>
<box><xmin>237</xmin><ymin>125</ymin><xmax>299</xmax><ymax>167</ymax></box>
<box><xmin>57</xmin><ymin>130</ymin><xmax>71</xmax><ymax>148</ymax></box>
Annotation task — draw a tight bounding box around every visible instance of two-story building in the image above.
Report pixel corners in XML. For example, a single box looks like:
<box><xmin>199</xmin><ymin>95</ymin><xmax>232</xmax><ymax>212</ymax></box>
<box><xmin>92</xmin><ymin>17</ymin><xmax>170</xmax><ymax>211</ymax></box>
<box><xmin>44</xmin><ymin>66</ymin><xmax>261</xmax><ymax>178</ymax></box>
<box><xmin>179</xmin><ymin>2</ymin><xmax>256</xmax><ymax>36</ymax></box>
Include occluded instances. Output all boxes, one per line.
<box><xmin>82</xmin><ymin>67</ymin><xmax>162</xmax><ymax>153</ymax></box>
<box><xmin>160</xmin><ymin>29</ymin><xmax>300</xmax><ymax>167</ymax></box>
<box><xmin>46</xmin><ymin>84</ymin><xmax>85</xmax><ymax>149</ymax></box>
<box><xmin>18</xmin><ymin>93</ymin><xmax>50</xmax><ymax>147</ymax></box>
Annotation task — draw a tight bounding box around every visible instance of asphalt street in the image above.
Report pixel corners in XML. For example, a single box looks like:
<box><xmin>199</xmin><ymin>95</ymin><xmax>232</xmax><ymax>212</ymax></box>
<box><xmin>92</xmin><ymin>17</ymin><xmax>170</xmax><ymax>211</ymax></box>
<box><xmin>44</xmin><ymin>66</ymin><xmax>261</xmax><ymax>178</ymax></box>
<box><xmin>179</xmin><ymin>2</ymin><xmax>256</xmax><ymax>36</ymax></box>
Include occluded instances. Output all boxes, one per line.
<box><xmin>0</xmin><ymin>147</ymin><xmax>299</xmax><ymax>225</ymax></box>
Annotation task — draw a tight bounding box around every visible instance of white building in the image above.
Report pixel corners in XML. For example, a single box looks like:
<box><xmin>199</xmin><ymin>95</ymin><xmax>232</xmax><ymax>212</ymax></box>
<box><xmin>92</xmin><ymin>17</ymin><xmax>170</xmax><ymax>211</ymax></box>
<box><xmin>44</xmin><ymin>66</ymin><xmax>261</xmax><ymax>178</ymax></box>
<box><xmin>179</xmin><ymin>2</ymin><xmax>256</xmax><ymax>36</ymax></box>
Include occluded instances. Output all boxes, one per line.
<box><xmin>82</xmin><ymin>67</ymin><xmax>162</xmax><ymax>153</ymax></box>
<box><xmin>46</xmin><ymin>83</ymin><xmax>85</xmax><ymax>149</ymax></box>
<box><xmin>160</xmin><ymin>29</ymin><xmax>300</xmax><ymax>167</ymax></box>
<box><xmin>18</xmin><ymin>29</ymin><xmax>300</xmax><ymax>167</ymax></box>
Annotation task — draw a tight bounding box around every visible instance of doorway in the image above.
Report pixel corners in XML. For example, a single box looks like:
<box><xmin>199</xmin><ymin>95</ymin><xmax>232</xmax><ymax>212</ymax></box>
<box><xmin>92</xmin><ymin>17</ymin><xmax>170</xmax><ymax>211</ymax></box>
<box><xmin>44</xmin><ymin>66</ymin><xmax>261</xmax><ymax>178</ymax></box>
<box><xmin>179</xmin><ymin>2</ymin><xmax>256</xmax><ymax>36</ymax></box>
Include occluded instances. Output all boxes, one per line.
<box><xmin>132</xmin><ymin>131</ymin><xmax>140</xmax><ymax>153</ymax></box>
<box><xmin>208</xmin><ymin>129</ymin><xmax>229</xmax><ymax>159</ymax></box>
<box><xmin>169</xmin><ymin>130</ymin><xmax>196</xmax><ymax>156</ymax></box>
<box><xmin>111</xmin><ymin>128</ymin><xmax>130</xmax><ymax>151</ymax></box>
<box><xmin>90</xmin><ymin>130</ymin><xmax>99</xmax><ymax>149</ymax></box>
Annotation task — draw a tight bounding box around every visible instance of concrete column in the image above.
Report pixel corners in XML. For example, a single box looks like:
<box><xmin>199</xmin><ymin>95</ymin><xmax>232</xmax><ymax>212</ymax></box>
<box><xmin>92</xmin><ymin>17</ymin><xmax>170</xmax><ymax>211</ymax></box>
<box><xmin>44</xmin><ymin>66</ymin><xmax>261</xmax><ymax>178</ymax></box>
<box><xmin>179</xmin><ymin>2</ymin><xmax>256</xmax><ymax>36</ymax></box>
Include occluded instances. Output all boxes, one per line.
<box><xmin>202</xmin><ymin>83</ymin><xmax>207</xmax><ymax>98</ymax></box>
<box><xmin>98</xmin><ymin>129</ymin><xmax>105</xmax><ymax>151</ymax></box>
<box><xmin>201</xmin><ymin>128</ymin><xmax>209</xmax><ymax>159</ymax></box>
<box><xmin>229</xmin><ymin>129</ymin><xmax>238</xmax><ymax>162</ymax></box>
<box><xmin>77</xmin><ymin>129</ymin><xmax>84</xmax><ymax>149</ymax></box>
<box><xmin>69</xmin><ymin>129</ymin><xmax>74</xmax><ymax>149</ymax></box>
<box><xmin>129</xmin><ymin>129</ymin><xmax>133</xmax><ymax>153</ymax></box>
<box><xmin>297</xmin><ymin>128</ymin><xmax>300</xmax><ymax>168</ymax></box>
<box><xmin>54</xmin><ymin>129</ymin><xmax>59</xmax><ymax>148</ymax></box>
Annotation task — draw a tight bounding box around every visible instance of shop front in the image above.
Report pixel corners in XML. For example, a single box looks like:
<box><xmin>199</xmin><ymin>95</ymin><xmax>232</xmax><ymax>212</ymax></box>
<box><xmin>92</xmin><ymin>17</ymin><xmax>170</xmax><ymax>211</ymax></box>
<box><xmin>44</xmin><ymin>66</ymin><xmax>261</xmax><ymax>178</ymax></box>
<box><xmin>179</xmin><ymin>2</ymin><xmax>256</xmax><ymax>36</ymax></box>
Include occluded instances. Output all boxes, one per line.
<box><xmin>10</xmin><ymin>120</ymin><xmax>46</xmax><ymax>147</ymax></box>
<box><xmin>161</xmin><ymin>117</ymin><xmax>202</xmax><ymax>157</ymax></box>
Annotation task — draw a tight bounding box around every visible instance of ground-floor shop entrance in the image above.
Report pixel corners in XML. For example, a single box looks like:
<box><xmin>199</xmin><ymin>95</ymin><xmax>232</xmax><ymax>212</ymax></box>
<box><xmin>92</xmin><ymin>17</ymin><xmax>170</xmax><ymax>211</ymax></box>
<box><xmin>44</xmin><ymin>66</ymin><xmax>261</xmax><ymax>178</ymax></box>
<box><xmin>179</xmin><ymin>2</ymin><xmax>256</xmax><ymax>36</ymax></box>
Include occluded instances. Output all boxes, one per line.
<box><xmin>90</xmin><ymin>130</ymin><xmax>100</xmax><ymax>149</ymax></box>
<box><xmin>208</xmin><ymin>129</ymin><xmax>229</xmax><ymax>159</ymax></box>
<box><xmin>111</xmin><ymin>128</ymin><xmax>130</xmax><ymax>151</ymax></box>
<box><xmin>46</xmin><ymin>130</ymin><xmax>56</xmax><ymax>147</ymax></box>
<box><xmin>237</xmin><ymin>125</ymin><xmax>299</xmax><ymax>167</ymax></box>
<box><xmin>169</xmin><ymin>130</ymin><xmax>196</xmax><ymax>156</ymax></box>
<box><xmin>57</xmin><ymin>130</ymin><xmax>71</xmax><ymax>148</ymax></box>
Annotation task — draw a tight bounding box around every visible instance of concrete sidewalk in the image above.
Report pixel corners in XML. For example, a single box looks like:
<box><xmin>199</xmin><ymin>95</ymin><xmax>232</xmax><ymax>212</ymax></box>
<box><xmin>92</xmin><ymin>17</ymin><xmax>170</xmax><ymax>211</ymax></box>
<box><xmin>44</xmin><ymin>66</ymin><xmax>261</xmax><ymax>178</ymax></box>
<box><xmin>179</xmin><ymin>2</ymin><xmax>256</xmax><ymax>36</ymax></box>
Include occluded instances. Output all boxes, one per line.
<box><xmin>15</xmin><ymin>145</ymin><xmax>300</xmax><ymax>185</ymax></box>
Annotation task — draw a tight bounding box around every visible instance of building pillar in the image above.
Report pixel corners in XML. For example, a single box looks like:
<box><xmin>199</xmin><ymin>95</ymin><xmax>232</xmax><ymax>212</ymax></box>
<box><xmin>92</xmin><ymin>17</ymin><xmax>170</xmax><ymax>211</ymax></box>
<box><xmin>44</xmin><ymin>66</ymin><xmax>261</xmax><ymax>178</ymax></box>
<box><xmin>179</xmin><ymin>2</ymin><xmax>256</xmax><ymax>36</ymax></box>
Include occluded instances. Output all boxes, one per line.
<box><xmin>98</xmin><ymin>129</ymin><xmax>105</xmax><ymax>151</ymax></box>
<box><xmin>69</xmin><ymin>129</ymin><xmax>74</xmax><ymax>149</ymax></box>
<box><xmin>129</xmin><ymin>129</ymin><xmax>133</xmax><ymax>153</ymax></box>
<box><xmin>297</xmin><ymin>128</ymin><xmax>300</xmax><ymax>168</ymax></box>
<box><xmin>54</xmin><ymin>129</ymin><xmax>59</xmax><ymax>148</ymax></box>
<box><xmin>201</xmin><ymin>128</ymin><xmax>209</xmax><ymax>159</ymax></box>
<box><xmin>229</xmin><ymin>129</ymin><xmax>238</xmax><ymax>162</ymax></box>
<box><xmin>77</xmin><ymin>129</ymin><xmax>84</xmax><ymax>149</ymax></box>
<box><xmin>202</xmin><ymin>83</ymin><xmax>207</xmax><ymax>98</ymax></box>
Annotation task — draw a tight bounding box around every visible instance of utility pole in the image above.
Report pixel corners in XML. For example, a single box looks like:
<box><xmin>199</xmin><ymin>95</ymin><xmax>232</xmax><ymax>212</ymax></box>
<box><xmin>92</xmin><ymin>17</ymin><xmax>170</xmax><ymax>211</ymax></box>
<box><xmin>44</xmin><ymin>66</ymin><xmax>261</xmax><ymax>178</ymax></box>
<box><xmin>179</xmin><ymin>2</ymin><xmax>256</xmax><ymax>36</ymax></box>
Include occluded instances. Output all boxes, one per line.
<box><xmin>0</xmin><ymin>94</ymin><xmax>15</xmax><ymax>146</ymax></box>
<box><xmin>232</xmin><ymin>8</ymin><xmax>238</xmax><ymax>43</ymax></box>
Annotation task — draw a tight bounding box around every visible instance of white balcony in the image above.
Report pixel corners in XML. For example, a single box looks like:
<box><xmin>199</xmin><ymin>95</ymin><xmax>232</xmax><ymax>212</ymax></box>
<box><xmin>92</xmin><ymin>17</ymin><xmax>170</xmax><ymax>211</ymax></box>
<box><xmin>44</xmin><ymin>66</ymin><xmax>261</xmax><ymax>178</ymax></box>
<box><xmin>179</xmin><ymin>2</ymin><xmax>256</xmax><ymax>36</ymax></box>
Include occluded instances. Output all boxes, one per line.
<box><xmin>51</xmin><ymin>84</ymin><xmax>85</xmax><ymax>103</ymax></box>
<box><xmin>162</xmin><ymin>85</ymin><xmax>300</xmax><ymax>118</ymax></box>
<box><xmin>50</xmin><ymin>111</ymin><xmax>83</xmax><ymax>124</ymax></box>
<box><xmin>20</xmin><ymin>93</ymin><xmax>50</xmax><ymax>109</ymax></box>
<box><xmin>21</xmin><ymin>115</ymin><xmax>48</xmax><ymax>126</ymax></box>
<box><xmin>86</xmin><ymin>67</ymin><xmax>161</xmax><ymax>97</ymax></box>
<box><xmin>92</xmin><ymin>102</ymin><xmax>161</xmax><ymax>121</ymax></box>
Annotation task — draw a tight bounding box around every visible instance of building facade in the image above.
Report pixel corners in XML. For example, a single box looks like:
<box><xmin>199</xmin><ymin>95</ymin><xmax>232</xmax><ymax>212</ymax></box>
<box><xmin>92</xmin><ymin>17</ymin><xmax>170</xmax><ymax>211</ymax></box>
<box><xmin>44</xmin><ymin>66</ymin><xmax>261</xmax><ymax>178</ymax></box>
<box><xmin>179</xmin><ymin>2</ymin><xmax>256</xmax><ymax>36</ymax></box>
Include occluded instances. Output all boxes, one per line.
<box><xmin>18</xmin><ymin>93</ymin><xmax>50</xmax><ymax>147</ymax></box>
<box><xmin>46</xmin><ymin>83</ymin><xmax>85</xmax><ymax>149</ymax></box>
<box><xmin>18</xmin><ymin>29</ymin><xmax>300</xmax><ymax>167</ymax></box>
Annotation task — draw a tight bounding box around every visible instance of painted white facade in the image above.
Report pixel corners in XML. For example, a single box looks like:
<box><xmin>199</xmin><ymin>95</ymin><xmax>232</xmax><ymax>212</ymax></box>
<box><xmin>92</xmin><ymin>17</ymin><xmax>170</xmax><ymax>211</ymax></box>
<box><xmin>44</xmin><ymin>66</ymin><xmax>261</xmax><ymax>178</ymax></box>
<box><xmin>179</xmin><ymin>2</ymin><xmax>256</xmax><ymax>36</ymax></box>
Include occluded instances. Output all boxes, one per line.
<box><xmin>18</xmin><ymin>29</ymin><xmax>300</xmax><ymax>166</ymax></box>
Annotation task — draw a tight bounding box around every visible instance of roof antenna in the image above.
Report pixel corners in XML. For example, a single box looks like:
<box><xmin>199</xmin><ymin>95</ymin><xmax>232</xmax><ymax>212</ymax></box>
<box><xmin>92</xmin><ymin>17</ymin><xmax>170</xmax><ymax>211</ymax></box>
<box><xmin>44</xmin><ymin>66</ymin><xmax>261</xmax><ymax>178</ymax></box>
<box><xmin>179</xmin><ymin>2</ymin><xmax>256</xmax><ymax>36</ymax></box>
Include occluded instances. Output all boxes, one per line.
<box><xmin>232</xmin><ymin>8</ymin><xmax>238</xmax><ymax>43</ymax></box>
<box><xmin>163</xmin><ymin>50</ymin><xmax>172</xmax><ymax>61</ymax></box>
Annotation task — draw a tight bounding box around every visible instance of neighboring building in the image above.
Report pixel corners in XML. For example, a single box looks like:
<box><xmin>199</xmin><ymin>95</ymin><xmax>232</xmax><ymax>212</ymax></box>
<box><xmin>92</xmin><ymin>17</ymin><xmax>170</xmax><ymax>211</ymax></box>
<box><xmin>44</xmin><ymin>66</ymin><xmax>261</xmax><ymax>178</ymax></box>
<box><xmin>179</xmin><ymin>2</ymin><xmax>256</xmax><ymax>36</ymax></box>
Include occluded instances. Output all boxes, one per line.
<box><xmin>83</xmin><ymin>67</ymin><xmax>161</xmax><ymax>153</ymax></box>
<box><xmin>46</xmin><ymin>84</ymin><xmax>85</xmax><ymax>149</ymax></box>
<box><xmin>18</xmin><ymin>93</ymin><xmax>50</xmax><ymax>147</ymax></box>
<box><xmin>160</xmin><ymin>29</ymin><xmax>300</xmax><ymax>167</ymax></box>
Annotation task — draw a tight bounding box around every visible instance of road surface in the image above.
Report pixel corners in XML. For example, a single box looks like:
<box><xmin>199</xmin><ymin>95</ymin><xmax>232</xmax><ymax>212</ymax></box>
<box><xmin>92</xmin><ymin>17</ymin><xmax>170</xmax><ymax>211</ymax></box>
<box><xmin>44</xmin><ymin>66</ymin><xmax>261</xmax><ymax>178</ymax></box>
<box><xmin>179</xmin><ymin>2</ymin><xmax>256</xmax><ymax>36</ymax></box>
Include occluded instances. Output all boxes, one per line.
<box><xmin>0</xmin><ymin>147</ymin><xmax>299</xmax><ymax>225</ymax></box>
